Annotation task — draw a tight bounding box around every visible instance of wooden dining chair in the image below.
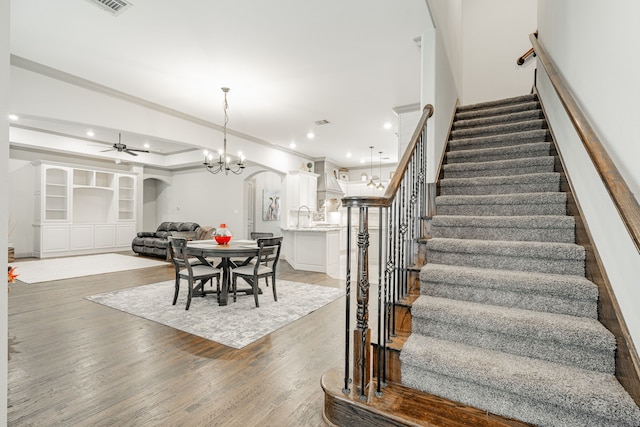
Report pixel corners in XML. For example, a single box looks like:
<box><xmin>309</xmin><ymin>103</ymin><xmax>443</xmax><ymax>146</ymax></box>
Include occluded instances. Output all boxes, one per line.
<box><xmin>231</xmin><ymin>236</ymin><xmax>283</xmax><ymax>307</ymax></box>
<box><xmin>168</xmin><ymin>237</ymin><xmax>222</xmax><ymax>310</ymax></box>
<box><xmin>250</xmin><ymin>231</ymin><xmax>274</xmax><ymax>240</ymax></box>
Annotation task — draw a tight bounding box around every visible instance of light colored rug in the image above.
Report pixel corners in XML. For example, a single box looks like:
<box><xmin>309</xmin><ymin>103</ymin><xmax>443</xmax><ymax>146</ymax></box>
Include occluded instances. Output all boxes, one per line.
<box><xmin>85</xmin><ymin>280</ymin><xmax>344</xmax><ymax>349</ymax></box>
<box><xmin>12</xmin><ymin>253</ymin><xmax>167</xmax><ymax>284</ymax></box>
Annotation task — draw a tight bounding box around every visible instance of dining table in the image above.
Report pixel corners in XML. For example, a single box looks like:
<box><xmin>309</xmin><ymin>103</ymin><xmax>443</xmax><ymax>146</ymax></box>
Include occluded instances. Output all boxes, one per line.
<box><xmin>186</xmin><ymin>239</ymin><xmax>261</xmax><ymax>306</ymax></box>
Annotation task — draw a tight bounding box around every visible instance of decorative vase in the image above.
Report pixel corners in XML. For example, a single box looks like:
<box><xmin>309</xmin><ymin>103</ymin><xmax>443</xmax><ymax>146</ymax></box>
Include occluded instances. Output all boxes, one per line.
<box><xmin>214</xmin><ymin>223</ymin><xmax>232</xmax><ymax>245</ymax></box>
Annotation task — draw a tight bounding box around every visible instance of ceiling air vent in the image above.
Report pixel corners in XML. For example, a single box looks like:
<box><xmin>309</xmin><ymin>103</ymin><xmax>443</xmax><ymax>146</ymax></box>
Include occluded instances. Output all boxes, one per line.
<box><xmin>314</xmin><ymin>119</ymin><xmax>330</xmax><ymax>125</ymax></box>
<box><xmin>85</xmin><ymin>0</ymin><xmax>133</xmax><ymax>16</ymax></box>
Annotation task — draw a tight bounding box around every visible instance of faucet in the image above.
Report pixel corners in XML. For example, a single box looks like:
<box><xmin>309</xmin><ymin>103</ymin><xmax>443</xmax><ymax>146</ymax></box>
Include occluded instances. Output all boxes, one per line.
<box><xmin>297</xmin><ymin>205</ymin><xmax>311</xmax><ymax>228</ymax></box>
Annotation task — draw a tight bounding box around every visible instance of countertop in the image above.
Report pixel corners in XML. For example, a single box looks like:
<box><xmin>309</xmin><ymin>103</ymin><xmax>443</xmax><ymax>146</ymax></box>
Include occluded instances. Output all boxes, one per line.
<box><xmin>280</xmin><ymin>226</ymin><xmax>342</xmax><ymax>232</ymax></box>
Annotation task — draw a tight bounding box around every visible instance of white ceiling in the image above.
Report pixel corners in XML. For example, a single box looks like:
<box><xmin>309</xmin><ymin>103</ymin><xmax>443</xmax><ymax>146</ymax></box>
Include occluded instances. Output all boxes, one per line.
<box><xmin>9</xmin><ymin>0</ymin><xmax>431</xmax><ymax>168</ymax></box>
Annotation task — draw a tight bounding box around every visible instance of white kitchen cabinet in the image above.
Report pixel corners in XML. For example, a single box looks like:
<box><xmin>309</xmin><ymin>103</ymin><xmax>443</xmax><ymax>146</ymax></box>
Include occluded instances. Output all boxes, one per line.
<box><xmin>285</xmin><ymin>170</ymin><xmax>318</xmax><ymax>211</ymax></box>
<box><xmin>33</xmin><ymin>162</ymin><xmax>137</xmax><ymax>257</ymax></box>
<box><xmin>281</xmin><ymin>227</ymin><xmax>341</xmax><ymax>279</ymax></box>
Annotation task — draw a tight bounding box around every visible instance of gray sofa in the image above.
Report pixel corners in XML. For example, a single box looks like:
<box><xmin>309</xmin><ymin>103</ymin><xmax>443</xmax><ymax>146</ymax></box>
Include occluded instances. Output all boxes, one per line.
<box><xmin>132</xmin><ymin>221</ymin><xmax>206</xmax><ymax>259</ymax></box>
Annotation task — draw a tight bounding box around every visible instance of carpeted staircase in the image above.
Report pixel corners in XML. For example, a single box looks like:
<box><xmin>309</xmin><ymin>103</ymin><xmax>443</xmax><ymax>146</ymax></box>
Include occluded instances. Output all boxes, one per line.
<box><xmin>399</xmin><ymin>94</ymin><xmax>640</xmax><ymax>427</ymax></box>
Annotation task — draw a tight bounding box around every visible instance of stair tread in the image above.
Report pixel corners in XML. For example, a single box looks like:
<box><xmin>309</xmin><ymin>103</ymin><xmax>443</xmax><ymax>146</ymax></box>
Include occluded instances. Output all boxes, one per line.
<box><xmin>443</xmin><ymin>156</ymin><xmax>555</xmax><ymax>172</ymax></box>
<box><xmin>432</xmin><ymin>214</ymin><xmax>574</xmax><ymax>229</ymax></box>
<box><xmin>427</xmin><ymin>237</ymin><xmax>585</xmax><ymax>260</ymax></box>
<box><xmin>440</xmin><ymin>172</ymin><xmax>560</xmax><ymax>188</ymax></box>
<box><xmin>457</xmin><ymin>94</ymin><xmax>538</xmax><ymax>112</ymax></box>
<box><xmin>401</xmin><ymin>335</ymin><xmax>640</xmax><ymax>425</ymax></box>
<box><xmin>436</xmin><ymin>192</ymin><xmax>567</xmax><ymax>206</ymax></box>
<box><xmin>449</xmin><ymin>129</ymin><xmax>551</xmax><ymax>150</ymax></box>
<box><xmin>455</xmin><ymin>102</ymin><xmax>542</xmax><ymax>121</ymax></box>
<box><xmin>412</xmin><ymin>295</ymin><xmax>614</xmax><ymax>351</ymax></box>
<box><xmin>450</xmin><ymin>119</ymin><xmax>547</xmax><ymax>139</ymax></box>
<box><xmin>446</xmin><ymin>142</ymin><xmax>551</xmax><ymax>162</ymax></box>
<box><xmin>421</xmin><ymin>263</ymin><xmax>597</xmax><ymax>300</ymax></box>
<box><xmin>453</xmin><ymin>109</ymin><xmax>544</xmax><ymax>129</ymax></box>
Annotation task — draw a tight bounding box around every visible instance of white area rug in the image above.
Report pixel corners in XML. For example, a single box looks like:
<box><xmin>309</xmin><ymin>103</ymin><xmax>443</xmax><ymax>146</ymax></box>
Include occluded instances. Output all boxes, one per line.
<box><xmin>86</xmin><ymin>280</ymin><xmax>344</xmax><ymax>349</ymax></box>
<box><xmin>12</xmin><ymin>253</ymin><xmax>167</xmax><ymax>284</ymax></box>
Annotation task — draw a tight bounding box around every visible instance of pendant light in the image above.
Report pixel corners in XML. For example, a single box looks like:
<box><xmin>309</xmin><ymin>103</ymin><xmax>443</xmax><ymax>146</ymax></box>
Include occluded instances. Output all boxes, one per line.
<box><xmin>376</xmin><ymin>151</ymin><xmax>385</xmax><ymax>191</ymax></box>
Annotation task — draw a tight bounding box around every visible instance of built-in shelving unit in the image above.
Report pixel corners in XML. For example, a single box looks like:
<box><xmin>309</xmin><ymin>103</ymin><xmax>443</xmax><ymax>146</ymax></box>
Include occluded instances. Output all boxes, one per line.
<box><xmin>33</xmin><ymin>162</ymin><xmax>138</xmax><ymax>258</ymax></box>
<box><xmin>118</xmin><ymin>175</ymin><xmax>135</xmax><ymax>221</ymax></box>
<box><xmin>44</xmin><ymin>168</ymin><xmax>69</xmax><ymax>221</ymax></box>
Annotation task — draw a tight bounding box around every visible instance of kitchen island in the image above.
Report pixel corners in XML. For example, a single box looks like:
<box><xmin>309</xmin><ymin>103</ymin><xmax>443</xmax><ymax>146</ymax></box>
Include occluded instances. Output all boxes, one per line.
<box><xmin>281</xmin><ymin>226</ymin><xmax>341</xmax><ymax>279</ymax></box>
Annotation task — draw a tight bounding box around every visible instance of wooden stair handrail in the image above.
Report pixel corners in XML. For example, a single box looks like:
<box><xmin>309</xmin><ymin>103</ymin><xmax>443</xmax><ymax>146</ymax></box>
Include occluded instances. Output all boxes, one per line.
<box><xmin>530</xmin><ymin>33</ymin><xmax>640</xmax><ymax>254</ymax></box>
<box><xmin>517</xmin><ymin>47</ymin><xmax>535</xmax><ymax>65</ymax></box>
<box><xmin>341</xmin><ymin>104</ymin><xmax>434</xmax><ymax>209</ymax></box>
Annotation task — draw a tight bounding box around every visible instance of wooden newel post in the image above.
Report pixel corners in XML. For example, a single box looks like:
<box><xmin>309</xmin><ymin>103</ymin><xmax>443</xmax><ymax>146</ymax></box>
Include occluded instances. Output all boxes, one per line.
<box><xmin>353</xmin><ymin>207</ymin><xmax>371</xmax><ymax>399</ymax></box>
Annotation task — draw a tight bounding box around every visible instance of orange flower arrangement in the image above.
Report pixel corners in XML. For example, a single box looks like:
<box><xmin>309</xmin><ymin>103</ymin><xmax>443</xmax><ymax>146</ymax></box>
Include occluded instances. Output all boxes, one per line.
<box><xmin>8</xmin><ymin>266</ymin><xmax>18</xmax><ymax>283</ymax></box>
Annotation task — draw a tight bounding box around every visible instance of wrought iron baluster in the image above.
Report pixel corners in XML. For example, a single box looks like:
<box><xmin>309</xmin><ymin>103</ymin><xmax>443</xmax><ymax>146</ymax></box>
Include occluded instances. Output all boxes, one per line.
<box><xmin>354</xmin><ymin>206</ymin><xmax>370</xmax><ymax>400</ymax></box>
<box><xmin>343</xmin><ymin>206</ymin><xmax>352</xmax><ymax>394</ymax></box>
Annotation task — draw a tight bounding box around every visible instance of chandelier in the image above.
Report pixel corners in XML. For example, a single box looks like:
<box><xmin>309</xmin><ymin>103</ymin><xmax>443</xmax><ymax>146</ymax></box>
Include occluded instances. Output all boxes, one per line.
<box><xmin>364</xmin><ymin>146</ymin><xmax>385</xmax><ymax>191</ymax></box>
<box><xmin>203</xmin><ymin>87</ymin><xmax>245</xmax><ymax>175</ymax></box>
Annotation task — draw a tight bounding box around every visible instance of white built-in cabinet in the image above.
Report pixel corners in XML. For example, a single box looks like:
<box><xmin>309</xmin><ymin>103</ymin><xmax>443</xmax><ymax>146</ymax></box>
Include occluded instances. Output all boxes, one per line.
<box><xmin>284</xmin><ymin>170</ymin><xmax>318</xmax><ymax>228</ymax></box>
<box><xmin>286</xmin><ymin>170</ymin><xmax>318</xmax><ymax>211</ymax></box>
<box><xmin>33</xmin><ymin>162</ymin><xmax>137</xmax><ymax>258</ymax></box>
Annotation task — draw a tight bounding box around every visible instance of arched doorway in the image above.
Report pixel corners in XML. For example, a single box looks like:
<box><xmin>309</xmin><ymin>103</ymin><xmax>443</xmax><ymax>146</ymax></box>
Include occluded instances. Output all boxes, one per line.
<box><xmin>243</xmin><ymin>170</ymin><xmax>285</xmax><ymax>237</ymax></box>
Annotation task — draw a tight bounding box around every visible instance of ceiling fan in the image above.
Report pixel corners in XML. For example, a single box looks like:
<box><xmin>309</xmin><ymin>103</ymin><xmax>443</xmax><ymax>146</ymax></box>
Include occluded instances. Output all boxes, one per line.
<box><xmin>101</xmin><ymin>133</ymin><xmax>149</xmax><ymax>156</ymax></box>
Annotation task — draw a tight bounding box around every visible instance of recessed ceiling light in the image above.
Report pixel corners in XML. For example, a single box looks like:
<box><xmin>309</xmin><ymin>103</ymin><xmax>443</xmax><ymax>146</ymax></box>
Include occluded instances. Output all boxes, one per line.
<box><xmin>383</xmin><ymin>122</ymin><xmax>392</xmax><ymax>130</ymax></box>
<box><xmin>8</xmin><ymin>114</ymin><xmax>18</xmax><ymax>121</ymax></box>
<box><xmin>307</xmin><ymin>132</ymin><xmax>315</xmax><ymax>139</ymax></box>
<box><xmin>143</xmin><ymin>143</ymin><xmax>150</xmax><ymax>149</ymax></box>
<box><xmin>360</xmin><ymin>158</ymin><xmax>365</xmax><ymax>164</ymax></box>
<box><xmin>289</xmin><ymin>142</ymin><xmax>296</xmax><ymax>149</ymax></box>
<box><xmin>346</xmin><ymin>152</ymin><xmax>352</xmax><ymax>158</ymax></box>
<box><xmin>86</xmin><ymin>130</ymin><xmax>95</xmax><ymax>137</ymax></box>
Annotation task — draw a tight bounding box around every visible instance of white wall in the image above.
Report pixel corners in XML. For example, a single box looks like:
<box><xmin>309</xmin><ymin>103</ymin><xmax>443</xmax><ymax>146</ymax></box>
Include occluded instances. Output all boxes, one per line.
<box><xmin>153</xmin><ymin>167</ymin><xmax>267</xmax><ymax>240</ymax></box>
<box><xmin>537</xmin><ymin>0</ymin><xmax>640</xmax><ymax>354</ymax></box>
<box><xmin>461</xmin><ymin>0</ymin><xmax>537</xmax><ymax>105</ymax></box>
<box><xmin>142</xmin><ymin>178</ymin><xmax>159</xmax><ymax>232</ymax></box>
<box><xmin>7</xmin><ymin>155</ymin><xmax>34</xmax><ymax>257</ymax></box>
<box><xmin>422</xmin><ymin>28</ymin><xmax>459</xmax><ymax>184</ymax></box>
<box><xmin>1</xmin><ymin>0</ymin><xmax>9</xmax><ymax>422</ymax></box>
<box><xmin>427</xmin><ymin>0</ymin><xmax>463</xmax><ymax>98</ymax></box>
<box><xmin>428</xmin><ymin>0</ymin><xmax>537</xmax><ymax>107</ymax></box>
<box><xmin>252</xmin><ymin>171</ymin><xmax>284</xmax><ymax>236</ymax></box>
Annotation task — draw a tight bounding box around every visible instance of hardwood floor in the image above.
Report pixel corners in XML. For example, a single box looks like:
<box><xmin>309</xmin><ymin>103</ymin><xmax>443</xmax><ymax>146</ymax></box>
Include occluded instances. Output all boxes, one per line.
<box><xmin>8</xmin><ymin>253</ymin><xmax>343</xmax><ymax>426</ymax></box>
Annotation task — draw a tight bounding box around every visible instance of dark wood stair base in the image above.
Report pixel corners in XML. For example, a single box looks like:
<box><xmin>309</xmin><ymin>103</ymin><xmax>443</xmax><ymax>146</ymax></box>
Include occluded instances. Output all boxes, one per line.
<box><xmin>322</xmin><ymin>367</ymin><xmax>532</xmax><ymax>427</ymax></box>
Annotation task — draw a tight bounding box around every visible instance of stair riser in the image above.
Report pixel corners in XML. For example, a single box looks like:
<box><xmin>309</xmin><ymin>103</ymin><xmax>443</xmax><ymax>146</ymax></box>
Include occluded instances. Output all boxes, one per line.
<box><xmin>446</xmin><ymin>146</ymin><xmax>551</xmax><ymax>164</ymax></box>
<box><xmin>411</xmin><ymin>319</ymin><xmax>613</xmax><ymax>373</ymax></box>
<box><xmin>436</xmin><ymin>203</ymin><xmax>567</xmax><ymax>216</ymax></box>
<box><xmin>431</xmin><ymin>225</ymin><xmax>575</xmax><ymax>243</ymax></box>
<box><xmin>444</xmin><ymin>164</ymin><xmax>555</xmax><ymax>179</ymax></box>
<box><xmin>456</xmin><ymin>101</ymin><xmax>541</xmax><ymax>120</ymax></box>
<box><xmin>400</xmin><ymin>365</ymin><xmax>617</xmax><ymax>427</ymax></box>
<box><xmin>425</xmin><ymin>249</ymin><xmax>585</xmax><ymax>276</ymax></box>
<box><xmin>457</xmin><ymin>94</ymin><xmax>538</xmax><ymax>112</ymax></box>
<box><xmin>448</xmin><ymin>131</ymin><xmax>551</xmax><ymax>152</ymax></box>
<box><xmin>450</xmin><ymin>120</ymin><xmax>547</xmax><ymax>140</ymax></box>
<box><xmin>453</xmin><ymin>110</ymin><xmax>544</xmax><ymax>129</ymax></box>
<box><xmin>422</xmin><ymin>282</ymin><xmax>597</xmax><ymax>318</ymax></box>
<box><xmin>439</xmin><ymin>181</ymin><xmax>560</xmax><ymax>196</ymax></box>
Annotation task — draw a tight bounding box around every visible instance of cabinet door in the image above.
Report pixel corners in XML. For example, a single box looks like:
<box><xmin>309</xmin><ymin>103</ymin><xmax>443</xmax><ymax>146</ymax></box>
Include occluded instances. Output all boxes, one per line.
<box><xmin>116</xmin><ymin>224</ymin><xmax>136</xmax><ymax>247</ymax></box>
<box><xmin>70</xmin><ymin>225</ymin><xmax>94</xmax><ymax>250</ymax></box>
<box><xmin>94</xmin><ymin>225</ymin><xmax>116</xmax><ymax>248</ymax></box>
<box><xmin>42</xmin><ymin>225</ymin><xmax>70</xmax><ymax>252</ymax></box>
<box><xmin>304</xmin><ymin>175</ymin><xmax>318</xmax><ymax>210</ymax></box>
